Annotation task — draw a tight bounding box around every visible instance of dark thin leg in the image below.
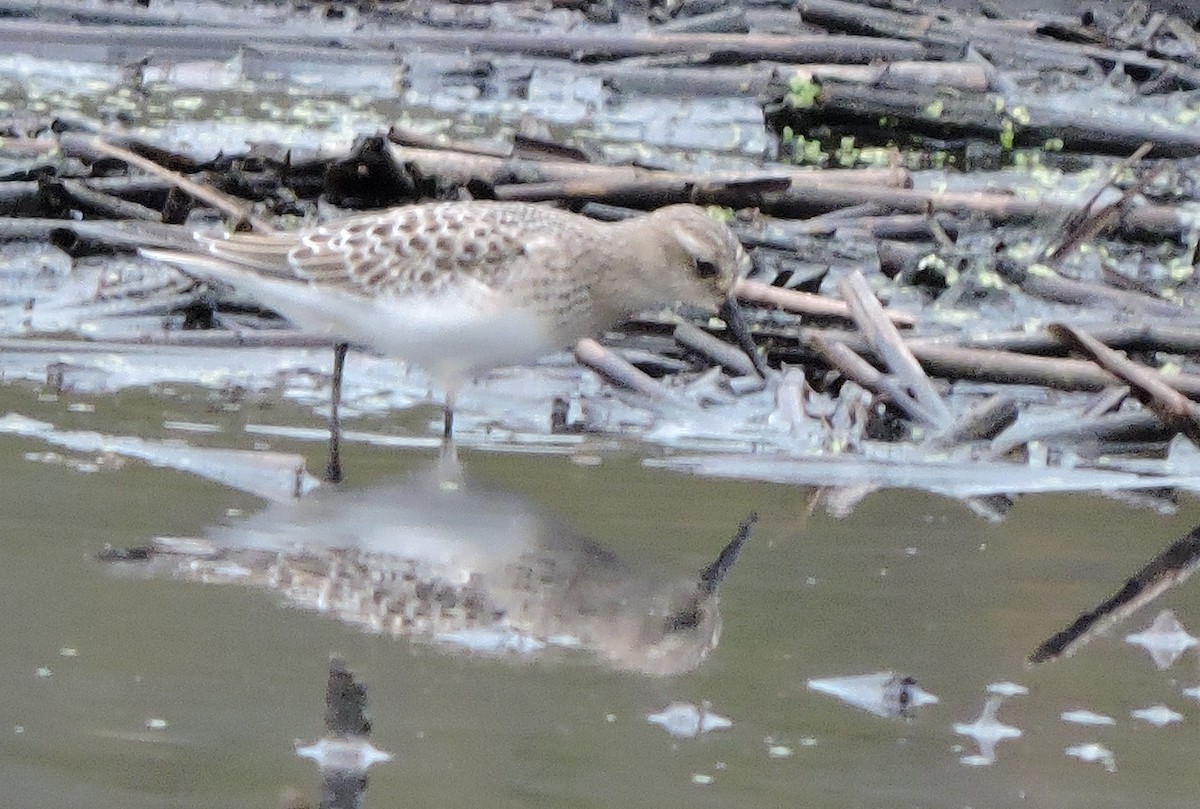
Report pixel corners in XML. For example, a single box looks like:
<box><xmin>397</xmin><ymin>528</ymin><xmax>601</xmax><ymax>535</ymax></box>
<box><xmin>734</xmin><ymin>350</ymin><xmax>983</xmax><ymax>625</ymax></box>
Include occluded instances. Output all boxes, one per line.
<box><xmin>439</xmin><ymin>390</ymin><xmax>457</xmax><ymax>463</ymax></box>
<box><xmin>442</xmin><ymin>398</ymin><xmax>454</xmax><ymax>442</ymax></box>
<box><xmin>325</xmin><ymin>342</ymin><xmax>349</xmax><ymax>484</ymax></box>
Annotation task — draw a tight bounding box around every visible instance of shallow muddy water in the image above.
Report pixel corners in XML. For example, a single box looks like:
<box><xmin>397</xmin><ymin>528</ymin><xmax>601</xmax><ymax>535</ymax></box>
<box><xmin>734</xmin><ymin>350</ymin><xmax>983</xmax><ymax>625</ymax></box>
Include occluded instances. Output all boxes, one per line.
<box><xmin>3</xmin><ymin>382</ymin><xmax>1200</xmax><ymax>809</ymax></box>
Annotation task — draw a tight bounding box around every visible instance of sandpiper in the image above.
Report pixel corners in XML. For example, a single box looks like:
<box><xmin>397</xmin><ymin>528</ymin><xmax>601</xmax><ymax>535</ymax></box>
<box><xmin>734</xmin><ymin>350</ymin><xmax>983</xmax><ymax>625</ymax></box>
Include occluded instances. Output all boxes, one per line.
<box><xmin>143</xmin><ymin>201</ymin><xmax>756</xmax><ymax>474</ymax></box>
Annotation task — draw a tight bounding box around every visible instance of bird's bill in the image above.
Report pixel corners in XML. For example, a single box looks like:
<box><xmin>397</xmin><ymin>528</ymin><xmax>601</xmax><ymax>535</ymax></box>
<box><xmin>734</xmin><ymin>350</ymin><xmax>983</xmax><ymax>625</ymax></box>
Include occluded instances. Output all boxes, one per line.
<box><xmin>719</xmin><ymin>296</ymin><xmax>768</xmax><ymax>377</ymax></box>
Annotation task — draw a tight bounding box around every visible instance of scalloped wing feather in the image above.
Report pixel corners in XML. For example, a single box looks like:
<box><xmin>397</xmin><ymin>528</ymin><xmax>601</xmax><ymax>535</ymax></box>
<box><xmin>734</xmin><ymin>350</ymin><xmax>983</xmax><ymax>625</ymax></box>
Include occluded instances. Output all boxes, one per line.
<box><xmin>193</xmin><ymin>203</ymin><xmax>592</xmax><ymax>299</ymax></box>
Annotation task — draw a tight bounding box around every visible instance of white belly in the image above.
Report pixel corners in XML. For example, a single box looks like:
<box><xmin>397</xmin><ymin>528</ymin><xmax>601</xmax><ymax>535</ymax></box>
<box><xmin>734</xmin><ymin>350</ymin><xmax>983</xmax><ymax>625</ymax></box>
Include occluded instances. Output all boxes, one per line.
<box><xmin>245</xmin><ymin>276</ymin><xmax>563</xmax><ymax>383</ymax></box>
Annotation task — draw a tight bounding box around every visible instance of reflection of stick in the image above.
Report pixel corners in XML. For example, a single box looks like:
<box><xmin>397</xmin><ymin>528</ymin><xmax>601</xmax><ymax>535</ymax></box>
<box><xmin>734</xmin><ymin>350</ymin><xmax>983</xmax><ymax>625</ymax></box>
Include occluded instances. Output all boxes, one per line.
<box><xmin>1029</xmin><ymin>524</ymin><xmax>1200</xmax><ymax>664</ymax></box>
<box><xmin>294</xmin><ymin>657</ymin><xmax>392</xmax><ymax>809</ymax></box>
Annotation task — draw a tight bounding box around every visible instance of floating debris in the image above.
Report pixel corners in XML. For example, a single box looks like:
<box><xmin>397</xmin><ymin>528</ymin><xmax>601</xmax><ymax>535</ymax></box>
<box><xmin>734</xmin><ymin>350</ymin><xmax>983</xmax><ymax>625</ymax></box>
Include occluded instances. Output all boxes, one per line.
<box><xmin>58</xmin><ymin>647</ymin><xmax>77</xmax><ymax>657</ymax></box>
<box><xmin>1060</xmin><ymin>709</ymin><xmax>1116</xmax><ymax>726</ymax></box>
<box><xmin>34</xmin><ymin>667</ymin><xmax>51</xmax><ymax>678</ymax></box>
<box><xmin>954</xmin><ymin>697</ymin><xmax>1021</xmax><ymax>766</ymax></box>
<box><xmin>1129</xmin><ymin>705</ymin><xmax>1183</xmax><ymax>727</ymax></box>
<box><xmin>295</xmin><ymin>737</ymin><xmax>394</xmax><ymax>773</ymax></box>
<box><xmin>1124</xmin><ymin>610</ymin><xmax>1198</xmax><ymax>670</ymax></box>
<box><xmin>163</xmin><ymin>420</ymin><xmax>223</xmax><ymax>434</ymax></box>
<box><xmin>1066</xmin><ymin>742</ymin><xmax>1117</xmax><ymax>773</ymax></box>
<box><xmin>646</xmin><ymin>701</ymin><xmax>733</xmax><ymax>739</ymax></box>
<box><xmin>807</xmin><ymin>672</ymin><xmax>938</xmax><ymax>718</ymax></box>
<box><xmin>986</xmin><ymin>681</ymin><xmax>1029</xmax><ymax>697</ymax></box>
<box><xmin>0</xmin><ymin>413</ymin><xmax>318</xmax><ymax>502</ymax></box>
<box><xmin>1182</xmin><ymin>686</ymin><xmax>1200</xmax><ymax>702</ymax></box>
<box><xmin>296</xmin><ymin>658</ymin><xmax>392</xmax><ymax>809</ymax></box>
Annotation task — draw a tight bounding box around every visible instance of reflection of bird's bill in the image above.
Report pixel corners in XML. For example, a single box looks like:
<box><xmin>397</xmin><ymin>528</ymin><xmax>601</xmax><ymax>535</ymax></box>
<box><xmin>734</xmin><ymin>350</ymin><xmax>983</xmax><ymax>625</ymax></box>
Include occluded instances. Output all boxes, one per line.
<box><xmin>700</xmin><ymin>513</ymin><xmax>757</xmax><ymax>594</ymax></box>
<box><xmin>719</xmin><ymin>297</ymin><xmax>767</xmax><ymax>377</ymax></box>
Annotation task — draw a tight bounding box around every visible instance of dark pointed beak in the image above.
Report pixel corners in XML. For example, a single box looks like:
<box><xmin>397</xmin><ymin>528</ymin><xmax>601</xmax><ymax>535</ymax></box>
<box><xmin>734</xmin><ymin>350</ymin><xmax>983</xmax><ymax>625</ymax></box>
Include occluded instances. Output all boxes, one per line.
<box><xmin>719</xmin><ymin>296</ymin><xmax>768</xmax><ymax>378</ymax></box>
<box><xmin>699</xmin><ymin>513</ymin><xmax>757</xmax><ymax>594</ymax></box>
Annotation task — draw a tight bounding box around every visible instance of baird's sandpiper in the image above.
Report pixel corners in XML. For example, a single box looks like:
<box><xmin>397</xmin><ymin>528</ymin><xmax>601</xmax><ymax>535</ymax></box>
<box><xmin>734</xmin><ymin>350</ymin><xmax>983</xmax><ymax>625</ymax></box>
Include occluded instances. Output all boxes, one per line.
<box><xmin>143</xmin><ymin>201</ymin><xmax>755</xmax><ymax>473</ymax></box>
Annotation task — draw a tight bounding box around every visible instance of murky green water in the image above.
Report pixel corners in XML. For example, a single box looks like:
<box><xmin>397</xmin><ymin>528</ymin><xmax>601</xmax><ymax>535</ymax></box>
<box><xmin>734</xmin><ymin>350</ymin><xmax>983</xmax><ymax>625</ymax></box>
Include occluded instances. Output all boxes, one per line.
<box><xmin>3</xmin><ymin>382</ymin><xmax>1200</xmax><ymax>808</ymax></box>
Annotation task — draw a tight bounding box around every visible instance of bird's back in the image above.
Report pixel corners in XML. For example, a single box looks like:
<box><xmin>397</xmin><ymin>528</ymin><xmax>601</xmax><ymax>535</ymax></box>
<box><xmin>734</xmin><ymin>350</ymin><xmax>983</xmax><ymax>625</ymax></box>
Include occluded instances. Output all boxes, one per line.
<box><xmin>203</xmin><ymin>201</ymin><xmax>603</xmax><ymax>302</ymax></box>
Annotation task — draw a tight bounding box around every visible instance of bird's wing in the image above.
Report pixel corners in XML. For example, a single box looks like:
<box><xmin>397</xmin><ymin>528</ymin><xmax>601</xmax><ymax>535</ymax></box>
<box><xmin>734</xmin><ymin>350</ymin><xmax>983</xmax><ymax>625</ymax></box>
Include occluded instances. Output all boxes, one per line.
<box><xmin>194</xmin><ymin>204</ymin><xmax>575</xmax><ymax>299</ymax></box>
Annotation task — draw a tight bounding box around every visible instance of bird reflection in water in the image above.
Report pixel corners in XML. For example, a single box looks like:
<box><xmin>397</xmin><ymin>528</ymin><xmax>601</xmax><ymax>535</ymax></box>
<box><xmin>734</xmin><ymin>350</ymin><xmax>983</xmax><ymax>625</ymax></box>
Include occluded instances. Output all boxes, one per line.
<box><xmin>105</xmin><ymin>463</ymin><xmax>755</xmax><ymax>677</ymax></box>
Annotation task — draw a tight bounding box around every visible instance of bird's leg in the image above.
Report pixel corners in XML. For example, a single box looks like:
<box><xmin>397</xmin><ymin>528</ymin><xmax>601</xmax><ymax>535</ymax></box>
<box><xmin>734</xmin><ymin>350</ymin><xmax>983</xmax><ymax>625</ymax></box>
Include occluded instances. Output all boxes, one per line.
<box><xmin>439</xmin><ymin>387</ymin><xmax>458</xmax><ymax>465</ymax></box>
<box><xmin>442</xmin><ymin>393</ymin><xmax>455</xmax><ymax>443</ymax></box>
<box><xmin>325</xmin><ymin>342</ymin><xmax>349</xmax><ymax>484</ymax></box>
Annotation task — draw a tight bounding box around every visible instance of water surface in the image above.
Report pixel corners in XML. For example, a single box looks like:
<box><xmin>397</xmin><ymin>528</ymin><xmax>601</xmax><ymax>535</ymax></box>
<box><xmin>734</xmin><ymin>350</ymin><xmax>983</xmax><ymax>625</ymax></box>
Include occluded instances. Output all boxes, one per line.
<box><xmin>3</xmin><ymin>383</ymin><xmax>1200</xmax><ymax>808</ymax></box>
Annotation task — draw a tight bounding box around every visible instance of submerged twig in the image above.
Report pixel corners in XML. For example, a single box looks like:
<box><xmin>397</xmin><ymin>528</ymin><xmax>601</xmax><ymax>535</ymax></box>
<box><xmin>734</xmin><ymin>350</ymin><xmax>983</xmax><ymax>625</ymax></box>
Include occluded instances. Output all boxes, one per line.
<box><xmin>1045</xmin><ymin>142</ymin><xmax>1155</xmax><ymax>264</ymax></box>
<box><xmin>1030</xmin><ymin>524</ymin><xmax>1200</xmax><ymax>663</ymax></box>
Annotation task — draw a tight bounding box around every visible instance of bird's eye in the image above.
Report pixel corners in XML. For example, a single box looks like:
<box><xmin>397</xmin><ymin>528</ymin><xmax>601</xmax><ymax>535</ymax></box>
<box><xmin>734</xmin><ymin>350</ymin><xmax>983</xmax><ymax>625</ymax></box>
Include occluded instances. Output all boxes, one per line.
<box><xmin>695</xmin><ymin>260</ymin><xmax>720</xmax><ymax>279</ymax></box>
<box><xmin>665</xmin><ymin>610</ymin><xmax>700</xmax><ymax>632</ymax></box>
<box><xmin>664</xmin><ymin>600</ymin><xmax>702</xmax><ymax>632</ymax></box>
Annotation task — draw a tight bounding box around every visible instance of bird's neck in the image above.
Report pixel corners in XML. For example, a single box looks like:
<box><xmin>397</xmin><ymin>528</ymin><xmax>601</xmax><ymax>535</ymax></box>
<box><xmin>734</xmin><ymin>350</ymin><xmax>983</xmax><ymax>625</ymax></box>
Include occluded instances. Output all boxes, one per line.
<box><xmin>594</xmin><ymin>220</ymin><xmax>678</xmax><ymax>313</ymax></box>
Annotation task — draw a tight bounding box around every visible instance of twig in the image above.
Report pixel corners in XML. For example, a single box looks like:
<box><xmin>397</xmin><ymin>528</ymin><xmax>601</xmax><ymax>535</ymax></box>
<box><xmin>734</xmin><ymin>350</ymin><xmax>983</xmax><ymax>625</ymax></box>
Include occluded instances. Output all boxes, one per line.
<box><xmin>1049</xmin><ymin>323</ymin><xmax>1200</xmax><ymax>447</ymax></box>
<box><xmin>786</xmin><ymin>60</ymin><xmax>991</xmax><ymax>92</ymax></box>
<box><xmin>575</xmin><ymin>338</ymin><xmax>672</xmax><ymax>400</ymax></box>
<box><xmin>673</xmin><ymin>321</ymin><xmax>757</xmax><ymax>377</ymax></box>
<box><xmin>55</xmin><ymin>178</ymin><xmax>162</xmax><ymax>221</ymax></box>
<box><xmin>809</xmin><ymin>334</ymin><xmax>943</xmax><ymax>426</ymax></box>
<box><xmin>73</xmin><ymin>135</ymin><xmax>274</xmax><ymax>233</ymax></box>
<box><xmin>839</xmin><ymin>271</ymin><xmax>953</xmax><ymax>429</ymax></box>
<box><xmin>492</xmin><ymin>175</ymin><xmax>792</xmax><ymax>208</ymax></box>
<box><xmin>990</xmin><ymin>410</ymin><xmax>1166</xmax><ymax>457</ymax></box>
<box><xmin>734</xmin><ymin>279</ymin><xmax>915</xmax><ymax>326</ymax></box>
<box><xmin>0</xmin><ymin>15</ymin><xmax>908</xmax><ymax>64</ymax></box>
<box><xmin>386</xmin><ymin>143</ymin><xmax>910</xmax><ymax>191</ymax></box>
<box><xmin>784</xmin><ymin>187</ymin><xmax>1185</xmax><ymax>238</ymax></box>
<box><xmin>771</xmin><ymin>325</ymin><xmax>1200</xmax><ymax>399</ymax></box>
<box><xmin>0</xmin><ymin>217</ymin><xmax>195</xmax><ymax>249</ymax></box>
<box><xmin>1081</xmin><ymin>386</ymin><xmax>1130</xmax><ymax>419</ymax></box>
<box><xmin>936</xmin><ymin>393</ymin><xmax>1018</xmax><ymax>445</ymax></box>
<box><xmin>907</xmin><ymin>322</ymin><xmax>1200</xmax><ymax>357</ymax></box>
<box><xmin>996</xmin><ymin>258</ymin><xmax>1182</xmax><ymax>319</ymax></box>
